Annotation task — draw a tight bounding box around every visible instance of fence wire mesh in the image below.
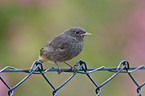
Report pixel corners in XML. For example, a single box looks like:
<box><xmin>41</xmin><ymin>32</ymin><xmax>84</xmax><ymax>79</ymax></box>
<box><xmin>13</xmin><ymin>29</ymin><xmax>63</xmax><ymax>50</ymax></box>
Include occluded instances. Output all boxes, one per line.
<box><xmin>0</xmin><ymin>60</ymin><xmax>145</xmax><ymax>96</ymax></box>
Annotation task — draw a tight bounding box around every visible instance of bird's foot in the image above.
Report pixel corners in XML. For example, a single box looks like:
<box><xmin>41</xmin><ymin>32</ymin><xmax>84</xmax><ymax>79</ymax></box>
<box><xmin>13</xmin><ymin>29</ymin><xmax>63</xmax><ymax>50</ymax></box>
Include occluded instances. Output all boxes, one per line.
<box><xmin>57</xmin><ymin>67</ymin><xmax>63</xmax><ymax>74</ymax></box>
<box><xmin>64</xmin><ymin>62</ymin><xmax>78</xmax><ymax>72</ymax></box>
<box><xmin>71</xmin><ymin>65</ymin><xmax>78</xmax><ymax>72</ymax></box>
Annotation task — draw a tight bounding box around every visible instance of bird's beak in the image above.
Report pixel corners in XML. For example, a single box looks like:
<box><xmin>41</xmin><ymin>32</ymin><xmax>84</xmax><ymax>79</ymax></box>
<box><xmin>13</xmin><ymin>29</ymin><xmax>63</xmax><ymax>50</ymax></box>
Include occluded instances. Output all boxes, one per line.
<box><xmin>81</xmin><ymin>32</ymin><xmax>92</xmax><ymax>36</ymax></box>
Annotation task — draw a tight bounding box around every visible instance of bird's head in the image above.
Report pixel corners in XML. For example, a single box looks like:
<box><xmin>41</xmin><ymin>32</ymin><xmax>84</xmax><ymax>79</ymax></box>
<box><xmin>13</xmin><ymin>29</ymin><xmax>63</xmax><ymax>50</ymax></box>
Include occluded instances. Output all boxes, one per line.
<box><xmin>64</xmin><ymin>27</ymin><xmax>92</xmax><ymax>39</ymax></box>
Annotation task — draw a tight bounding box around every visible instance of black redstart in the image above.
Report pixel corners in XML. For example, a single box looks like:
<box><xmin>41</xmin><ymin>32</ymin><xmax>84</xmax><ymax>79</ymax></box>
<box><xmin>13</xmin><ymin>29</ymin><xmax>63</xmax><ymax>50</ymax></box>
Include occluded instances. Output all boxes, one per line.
<box><xmin>39</xmin><ymin>27</ymin><xmax>92</xmax><ymax>74</ymax></box>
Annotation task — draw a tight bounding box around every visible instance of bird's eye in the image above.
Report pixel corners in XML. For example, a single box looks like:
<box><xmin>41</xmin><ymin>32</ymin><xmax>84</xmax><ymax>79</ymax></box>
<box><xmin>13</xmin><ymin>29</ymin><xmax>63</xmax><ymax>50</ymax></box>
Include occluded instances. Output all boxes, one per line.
<box><xmin>75</xmin><ymin>32</ymin><xmax>79</xmax><ymax>34</ymax></box>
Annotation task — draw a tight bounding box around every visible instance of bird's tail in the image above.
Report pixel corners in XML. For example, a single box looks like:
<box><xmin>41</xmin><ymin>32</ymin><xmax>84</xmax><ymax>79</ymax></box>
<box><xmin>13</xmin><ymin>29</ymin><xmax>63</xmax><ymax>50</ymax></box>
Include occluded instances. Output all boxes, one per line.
<box><xmin>38</xmin><ymin>55</ymin><xmax>48</xmax><ymax>63</ymax></box>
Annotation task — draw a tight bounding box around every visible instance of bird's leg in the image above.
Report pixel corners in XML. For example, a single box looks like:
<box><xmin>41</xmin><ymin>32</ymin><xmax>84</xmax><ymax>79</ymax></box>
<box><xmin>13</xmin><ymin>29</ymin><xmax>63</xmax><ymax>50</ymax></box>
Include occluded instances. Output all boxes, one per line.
<box><xmin>64</xmin><ymin>62</ymin><xmax>78</xmax><ymax>72</ymax></box>
<box><xmin>54</xmin><ymin>61</ymin><xmax>63</xmax><ymax>74</ymax></box>
<box><xmin>64</xmin><ymin>62</ymin><xmax>73</xmax><ymax>68</ymax></box>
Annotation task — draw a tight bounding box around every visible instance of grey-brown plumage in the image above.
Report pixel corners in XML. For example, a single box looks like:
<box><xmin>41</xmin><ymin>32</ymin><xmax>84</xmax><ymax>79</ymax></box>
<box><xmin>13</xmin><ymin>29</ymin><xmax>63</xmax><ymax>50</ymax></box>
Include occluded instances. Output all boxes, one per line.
<box><xmin>39</xmin><ymin>27</ymin><xmax>91</xmax><ymax>73</ymax></box>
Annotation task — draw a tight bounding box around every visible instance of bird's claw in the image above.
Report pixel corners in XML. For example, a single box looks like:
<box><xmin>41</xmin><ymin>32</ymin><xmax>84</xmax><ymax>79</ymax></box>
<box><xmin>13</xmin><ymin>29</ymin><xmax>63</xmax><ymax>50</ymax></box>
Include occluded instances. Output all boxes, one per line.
<box><xmin>57</xmin><ymin>67</ymin><xmax>63</xmax><ymax>74</ymax></box>
<box><xmin>29</xmin><ymin>69</ymin><xmax>33</xmax><ymax>73</ymax></box>
<box><xmin>71</xmin><ymin>65</ymin><xmax>78</xmax><ymax>72</ymax></box>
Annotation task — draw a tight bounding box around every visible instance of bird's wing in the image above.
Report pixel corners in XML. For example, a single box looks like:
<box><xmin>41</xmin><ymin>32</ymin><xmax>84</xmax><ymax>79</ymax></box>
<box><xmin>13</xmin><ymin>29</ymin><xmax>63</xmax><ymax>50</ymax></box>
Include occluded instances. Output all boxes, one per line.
<box><xmin>40</xmin><ymin>34</ymin><xmax>68</xmax><ymax>56</ymax></box>
<box><xmin>48</xmin><ymin>34</ymin><xmax>68</xmax><ymax>50</ymax></box>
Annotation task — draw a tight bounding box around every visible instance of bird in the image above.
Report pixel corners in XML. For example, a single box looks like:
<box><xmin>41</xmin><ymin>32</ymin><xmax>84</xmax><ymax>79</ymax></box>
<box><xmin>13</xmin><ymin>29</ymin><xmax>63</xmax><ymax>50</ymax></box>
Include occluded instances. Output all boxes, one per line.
<box><xmin>38</xmin><ymin>27</ymin><xmax>92</xmax><ymax>74</ymax></box>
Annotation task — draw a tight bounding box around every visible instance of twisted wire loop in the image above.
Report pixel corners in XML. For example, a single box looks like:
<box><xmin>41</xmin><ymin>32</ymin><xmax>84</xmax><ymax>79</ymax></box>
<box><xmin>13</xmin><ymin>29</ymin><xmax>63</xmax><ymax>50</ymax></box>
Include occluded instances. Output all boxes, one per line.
<box><xmin>0</xmin><ymin>60</ymin><xmax>145</xmax><ymax>96</ymax></box>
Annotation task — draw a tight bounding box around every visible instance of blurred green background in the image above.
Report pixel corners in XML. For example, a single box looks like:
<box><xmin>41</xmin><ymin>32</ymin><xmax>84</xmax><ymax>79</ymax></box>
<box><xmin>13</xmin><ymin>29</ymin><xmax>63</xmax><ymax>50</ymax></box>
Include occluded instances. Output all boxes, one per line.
<box><xmin>0</xmin><ymin>0</ymin><xmax>145</xmax><ymax>96</ymax></box>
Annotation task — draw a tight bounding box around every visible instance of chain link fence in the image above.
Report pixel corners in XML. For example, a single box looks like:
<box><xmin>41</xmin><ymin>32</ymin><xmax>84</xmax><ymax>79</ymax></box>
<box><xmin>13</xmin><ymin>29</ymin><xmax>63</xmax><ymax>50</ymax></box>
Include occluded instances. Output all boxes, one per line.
<box><xmin>0</xmin><ymin>60</ymin><xmax>145</xmax><ymax>96</ymax></box>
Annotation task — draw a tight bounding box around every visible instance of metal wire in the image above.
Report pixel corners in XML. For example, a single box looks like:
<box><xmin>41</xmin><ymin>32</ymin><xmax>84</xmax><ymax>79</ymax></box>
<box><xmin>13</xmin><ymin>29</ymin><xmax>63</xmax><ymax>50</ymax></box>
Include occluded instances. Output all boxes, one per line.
<box><xmin>0</xmin><ymin>60</ymin><xmax>145</xmax><ymax>96</ymax></box>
